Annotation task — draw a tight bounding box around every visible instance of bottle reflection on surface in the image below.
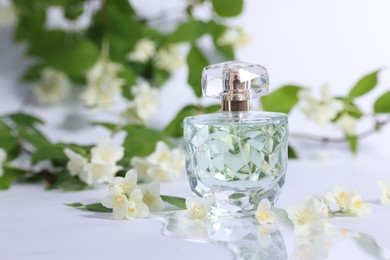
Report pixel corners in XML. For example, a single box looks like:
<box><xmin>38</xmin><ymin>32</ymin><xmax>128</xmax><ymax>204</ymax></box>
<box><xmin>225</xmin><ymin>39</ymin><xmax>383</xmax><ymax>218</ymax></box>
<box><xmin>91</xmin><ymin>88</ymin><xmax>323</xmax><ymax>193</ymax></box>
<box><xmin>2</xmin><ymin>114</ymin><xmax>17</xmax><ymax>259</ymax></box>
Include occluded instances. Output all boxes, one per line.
<box><xmin>207</xmin><ymin>216</ymin><xmax>287</xmax><ymax>260</ymax></box>
<box><xmin>157</xmin><ymin>211</ymin><xmax>287</xmax><ymax>260</ymax></box>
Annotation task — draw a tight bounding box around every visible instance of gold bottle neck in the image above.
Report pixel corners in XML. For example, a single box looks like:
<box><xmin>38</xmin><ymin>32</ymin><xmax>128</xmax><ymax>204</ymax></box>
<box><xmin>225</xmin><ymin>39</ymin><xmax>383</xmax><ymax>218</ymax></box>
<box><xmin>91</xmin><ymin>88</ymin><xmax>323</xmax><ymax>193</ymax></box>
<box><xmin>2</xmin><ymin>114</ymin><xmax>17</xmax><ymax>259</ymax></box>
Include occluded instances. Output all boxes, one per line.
<box><xmin>221</xmin><ymin>100</ymin><xmax>249</xmax><ymax>112</ymax></box>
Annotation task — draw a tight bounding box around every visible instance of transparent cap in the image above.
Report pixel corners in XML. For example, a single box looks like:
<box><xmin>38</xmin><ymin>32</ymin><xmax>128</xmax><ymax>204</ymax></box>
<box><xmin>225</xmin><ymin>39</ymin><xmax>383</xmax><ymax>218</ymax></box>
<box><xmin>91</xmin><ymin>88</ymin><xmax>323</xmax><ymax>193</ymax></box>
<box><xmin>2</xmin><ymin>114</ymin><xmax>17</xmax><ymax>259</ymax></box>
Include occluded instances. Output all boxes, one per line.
<box><xmin>202</xmin><ymin>61</ymin><xmax>269</xmax><ymax>100</ymax></box>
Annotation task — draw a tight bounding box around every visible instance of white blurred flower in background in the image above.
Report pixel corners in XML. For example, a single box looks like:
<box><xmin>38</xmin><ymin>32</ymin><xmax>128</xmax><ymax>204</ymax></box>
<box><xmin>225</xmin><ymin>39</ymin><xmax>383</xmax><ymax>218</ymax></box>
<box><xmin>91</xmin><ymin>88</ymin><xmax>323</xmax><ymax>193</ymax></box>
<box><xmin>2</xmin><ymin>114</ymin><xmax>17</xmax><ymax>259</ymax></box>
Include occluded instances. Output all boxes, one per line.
<box><xmin>299</xmin><ymin>85</ymin><xmax>343</xmax><ymax>126</ymax></box>
<box><xmin>127</xmin><ymin>38</ymin><xmax>156</xmax><ymax>63</ymax></box>
<box><xmin>155</xmin><ymin>44</ymin><xmax>184</xmax><ymax>71</ymax></box>
<box><xmin>377</xmin><ymin>180</ymin><xmax>390</xmax><ymax>206</ymax></box>
<box><xmin>82</xmin><ymin>57</ymin><xmax>125</xmax><ymax>107</ymax></box>
<box><xmin>64</xmin><ymin>139</ymin><xmax>124</xmax><ymax>186</ymax></box>
<box><xmin>64</xmin><ymin>148</ymin><xmax>87</xmax><ymax>177</ymax></box>
<box><xmin>0</xmin><ymin>148</ymin><xmax>7</xmax><ymax>177</ymax></box>
<box><xmin>286</xmin><ymin>195</ymin><xmax>332</xmax><ymax>237</ymax></box>
<box><xmin>33</xmin><ymin>68</ymin><xmax>71</xmax><ymax>105</ymax></box>
<box><xmin>91</xmin><ymin>139</ymin><xmax>124</xmax><ymax>165</ymax></box>
<box><xmin>0</xmin><ymin>0</ymin><xmax>17</xmax><ymax>28</ymax></box>
<box><xmin>121</xmin><ymin>81</ymin><xmax>160</xmax><ymax>124</ymax></box>
<box><xmin>81</xmin><ymin>162</ymin><xmax>119</xmax><ymax>185</ymax></box>
<box><xmin>131</xmin><ymin>141</ymin><xmax>184</xmax><ymax>182</ymax></box>
<box><xmin>217</xmin><ymin>26</ymin><xmax>251</xmax><ymax>48</ymax></box>
<box><xmin>335</xmin><ymin>114</ymin><xmax>357</xmax><ymax>134</ymax></box>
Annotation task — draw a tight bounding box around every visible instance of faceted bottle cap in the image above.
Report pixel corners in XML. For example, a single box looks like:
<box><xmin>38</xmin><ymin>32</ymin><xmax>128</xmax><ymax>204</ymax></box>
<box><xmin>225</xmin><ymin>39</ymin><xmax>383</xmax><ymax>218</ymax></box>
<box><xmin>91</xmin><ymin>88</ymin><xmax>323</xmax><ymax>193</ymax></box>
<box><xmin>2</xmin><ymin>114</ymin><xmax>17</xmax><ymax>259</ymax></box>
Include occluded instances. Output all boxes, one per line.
<box><xmin>202</xmin><ymin>61</ymin><xmax>269</xmax><ymax>100</ymax></box>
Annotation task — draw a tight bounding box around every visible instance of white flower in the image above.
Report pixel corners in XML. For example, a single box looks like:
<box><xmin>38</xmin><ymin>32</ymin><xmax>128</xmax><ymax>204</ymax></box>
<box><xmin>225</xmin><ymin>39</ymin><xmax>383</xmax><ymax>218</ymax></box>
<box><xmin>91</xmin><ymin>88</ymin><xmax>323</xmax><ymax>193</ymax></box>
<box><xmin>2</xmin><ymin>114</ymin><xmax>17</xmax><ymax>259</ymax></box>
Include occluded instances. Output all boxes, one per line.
<box><xmin>255</xmin><ymin>199</ymin><xmax>276</xmax><ymax>225</ymax></box>
<box><xmin>130</xmin><ymin>141</ymin><xmax>184</xmax><ymax>183</ymax></box>
<box><xmin>33</xmin><ymin>68</ymin><xmax>70</xmax><ymax>105</ymax></box>
<box><xmin>102</xmin><ymin>188</ymin><xmax>149</xmax><ymax>220</ymax></box>
<box><xmin>146</xmin><ymin>141</ymin><xmax>184</xmax><ymax>182</ymax></box>
<box><xmin>348</xmin><ymin>193</ymin><xmax>371</xmax><ymax>217</ymax></box>
<box><xmin>185</xmin><ymin>195</ymin><xmax>212</xmax><ymax>220</ymax></box>
<box><xmin>0</xmin><ymin>148</ymin><xmax>7</xmax><ymax>177</ymax></box>
<box><xmin>299</xmin><ymin>85</ymin><xmax>343</xmax><ymax>126</ymax></box>
<box><xmin>64</xmin><ymin>148</ymin><xmax>87</xmax><ymax>177</ymax></box>
<box><xmin>130</xmin><ymin>157</ymin><xmax>153</xmax><ymax>181</ymax></box>
<box><xmin>102</xmin><ymin>170</ymin><xmax>150</xmax><ymax>220</ymax></box>
<box><xmin>127</xmin><ymin>81</ymin><xmax>160</xmax><ymax>123</ymax></box>
<box><xmin>102</xmin><ymin>192</ymin><xmax>128</xmax><ymax>219</ymax></box>
<box><xmin>155</xmin><ymin>44</ymin><xmax>184</xmax><ymax>71</ymax></box>
<box><xmin>81</xmin><ymin>163</ymin><xmax>119</xmax><ymax>185</ymax></box>
<box><xmin>286</xmin><ymin>196</ymin><xmax>332</xmax><ymax>237</ymax></box>
<box><xmin>217</xmin><ymin>26</ymin><xmax>251</xmax><ymax>48</ymax></box>
<box><xmin>0</xmin><ymin>1</ymin><xmax>17</xmax><ymax>28</ymax></box>
<box><xmin>325</xmin><ymin>185</ymin><xmax>353</xmax><ymax>210</ymax></box>
<box><xmin>127</xmin><ymin>38</ymin><xmax>156</xmax><ymax>63</ymax></box>
<box><xmin>336</xmin><ymin>114</ymin><xmax>357</xmax><ymax>134</ymax></box>
<box><xmin>140</xmin><ymin>181</ymin><xmax>165</xmax><ymax>212</ymax></box>
<box><xmin>325</xmin><ymin>185</ymin><xmax>370</xmax><ymax>216</ymax></box>
<box><xmin>377</xmin><ymin>180</ymin><xmax>390</xmax><ymax>206</ymax></box>
<box><xmin>91</xmin><ymin>139</ymin><xmax>124</xmax><ymax>165</ymax></box>
<box><xmin>82</xmin><ymin>58</ymin><xmax>125</xmax><ymax>108</ymax></box>
<box><xmin>126</xmin><ymin>188</ymin><xmax>150</xmax><ymax>219</ymax></box>
<box><xmin>108</xmin><ymin>169</ymin><xmax>138</xmax><ymax>195</ymax></box>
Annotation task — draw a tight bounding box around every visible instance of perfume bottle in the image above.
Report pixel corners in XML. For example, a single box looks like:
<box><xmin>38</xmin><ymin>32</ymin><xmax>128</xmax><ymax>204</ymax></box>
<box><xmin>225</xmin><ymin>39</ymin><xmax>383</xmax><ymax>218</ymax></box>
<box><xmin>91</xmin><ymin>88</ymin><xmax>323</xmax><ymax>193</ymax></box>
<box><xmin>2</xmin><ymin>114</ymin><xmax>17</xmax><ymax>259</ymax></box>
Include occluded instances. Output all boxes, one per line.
<box><xmin>183</xmin><ymin>61</ymin><xmax>288</xmax><ymax>217</ymax></box>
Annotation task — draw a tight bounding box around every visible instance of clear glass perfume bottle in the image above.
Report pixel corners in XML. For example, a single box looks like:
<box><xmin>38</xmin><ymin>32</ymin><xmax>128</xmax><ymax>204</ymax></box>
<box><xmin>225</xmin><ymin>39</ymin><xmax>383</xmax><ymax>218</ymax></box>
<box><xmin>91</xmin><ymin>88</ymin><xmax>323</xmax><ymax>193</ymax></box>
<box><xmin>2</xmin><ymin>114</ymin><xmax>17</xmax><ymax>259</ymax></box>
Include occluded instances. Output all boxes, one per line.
<box><xmin>183</xmin><ymin>61</ymin><xmax>288</xmax><ymax>217</ymax></box>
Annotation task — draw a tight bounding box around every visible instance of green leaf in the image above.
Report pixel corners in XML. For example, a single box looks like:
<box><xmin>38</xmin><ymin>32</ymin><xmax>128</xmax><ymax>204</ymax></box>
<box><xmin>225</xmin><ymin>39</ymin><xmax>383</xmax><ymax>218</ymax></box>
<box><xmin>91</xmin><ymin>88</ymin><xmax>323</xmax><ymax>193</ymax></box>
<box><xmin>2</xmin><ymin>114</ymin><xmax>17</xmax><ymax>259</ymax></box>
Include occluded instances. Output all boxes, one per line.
<box><xmin>0</xmin><ymin>167</ymin><xmax>25</xmax><ymax>190</ymax></box>
<box><xmin>64</xmin><ymin>5</ymin><xmax>84</xmax><ymax>20</ymax></box>
<box><xmin>119</xmin><ymin>66</ymin><xmax>137</xmax><ymax>100</ymax></box>
<box><xmin>49</xmin><ymin>171</ymin><xmax>87</xmax><ymax>191</ymax></box>
<box><xmin>207</xmin><ymin>21</ymin><xmax>235</xmax><ymax>60</ymax></box>
<box><xmin>164</xmin><ymin>104</ymin><xmax>220</xmax><ymax>138</ymax></box>
<box><xmin>348</xmin><ymin>70</ymin><xmax>380</xmax><ymax>99</ymax></box>
<box><xmin>65</xmin><ymin>202</ymin><xmax>112</xmax><ymax>212</ymax></box>
<box><xmin>8</xmin><ymin>112</ymin><xmax>44</xmax><ymax>126</ymax></box>
<box><xmin>374</xmin><ymin>90</ymin><xmax>390</xmax><ymax>113</ymax></box>
<box><xmin>168</xmin><ymin>20</ymin><xmax>207</xmax><ymax>43</ymax></box>
<box><xmin>212</xmin><ymin>0</ymin><xmax>243</xmax><ymax>17</ymax></box>
<box><xmin>92</xmin><ymin>122</ymin><xmax>118</xmax><ymax>131</ymax></box>
<box><xmin>32</xmin><ymin>144</ymin><xmax>67</xmax><ymax>164</ymax></box>
<box><xmin>288</xmin><ymin>145</ymin><xmax>298</xmax><ymax>159</ymax></box>
<box><xmin>346</xmin><ymin>135</ymin><xmax>358</xmax><ymax>154</ymax></box>
<box><xmin>187</xmin><ymin>44</ymin><xmax>208</xmax><ymax>97</ymax></box>
<box><xmin>47</xmin><ymin>38</ymin><xmax>99</xmax><ymax>76</ymax></box>
<box><xmin>17</xmin><ymin>126</ymin><xmax>50</xmax><ymax>148</ymax></box>
<box><xmin>273</xmin><ymin>208</ymin><xmax>293</xmax><ymax>227</ymax></box>
<box><xmin>261</xmin><ymin>85</ymin><xmax>304</xmax><ymax>114</ymax></box>
<box><xmin>0</xmin><ymin>125</ymin><xmax>19</xmax><ymax>152</ymax></box>
<box><xmin>27</xmin><ymin>30</ymin><xmax>66</xmax><ymax>59</ymax></box>
<box><xmin>123</xmin><ymin>125</ymin><xmax>169</xmax><ymax>159</ymax></box>
<box><xmin>152</xmin><ymin>68</ymin><xmax>170</xmax><ymax>87</ymax></box>
<box><xmin>85</xmin><ymin>203</ymin><xmax>112</xmax><ymax>212</ymax></box>
<box><xmin>65</xmin><ymin>202</ymin><xmax>84</xmax><ymax>208</ymax></box>
<box><xmin>22</xmin><ymin>63</ymin><xmax>46</xmax><ymax>82</ymax></box>
<box><xmin>14</xmin><ymin>10</ymin><xmax>46</xmax><ymax>42</ymax></box>
<box><xmin>161</xmin><ymin>195</ymin><xmax>187</xmax><ymax>209</ymax></box>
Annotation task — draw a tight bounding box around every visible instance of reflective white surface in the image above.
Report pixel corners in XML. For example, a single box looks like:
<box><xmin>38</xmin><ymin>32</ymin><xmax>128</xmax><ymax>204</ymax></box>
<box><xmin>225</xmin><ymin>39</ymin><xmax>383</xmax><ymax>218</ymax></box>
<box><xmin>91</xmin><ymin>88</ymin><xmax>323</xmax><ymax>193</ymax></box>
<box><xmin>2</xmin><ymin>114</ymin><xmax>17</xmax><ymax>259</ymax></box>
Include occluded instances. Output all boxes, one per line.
<box><xmin>1</xmin><ymin>160</ymin><xmax>390</xmax><ymax>259</ymax></box>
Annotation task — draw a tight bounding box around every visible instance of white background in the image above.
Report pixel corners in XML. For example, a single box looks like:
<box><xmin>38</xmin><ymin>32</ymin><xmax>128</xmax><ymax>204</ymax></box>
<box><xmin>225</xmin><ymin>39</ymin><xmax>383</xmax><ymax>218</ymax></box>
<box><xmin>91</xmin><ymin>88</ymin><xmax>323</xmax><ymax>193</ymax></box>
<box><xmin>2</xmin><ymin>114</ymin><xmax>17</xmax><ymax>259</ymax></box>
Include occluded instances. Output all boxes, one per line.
<box><xmin>1</xmin><ymin>0</ymin><xmax>390</xmax><ymax>259</ymax></box>
<box><xmin>1</xmin><ymin>0</ymin><xmax>390</xmax><ymax>160</ymax></box>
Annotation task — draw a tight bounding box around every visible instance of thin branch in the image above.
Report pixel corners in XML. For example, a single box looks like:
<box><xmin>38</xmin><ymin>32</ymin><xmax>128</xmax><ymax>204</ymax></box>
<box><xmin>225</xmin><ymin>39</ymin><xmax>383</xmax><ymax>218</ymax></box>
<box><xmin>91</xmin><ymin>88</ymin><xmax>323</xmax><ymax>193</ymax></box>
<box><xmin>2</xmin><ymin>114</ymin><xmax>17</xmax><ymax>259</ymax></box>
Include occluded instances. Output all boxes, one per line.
<box><xmin>290</xmin><ymin>117</ymin><xmax>390</xmax><ymax>143</ymax></box>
